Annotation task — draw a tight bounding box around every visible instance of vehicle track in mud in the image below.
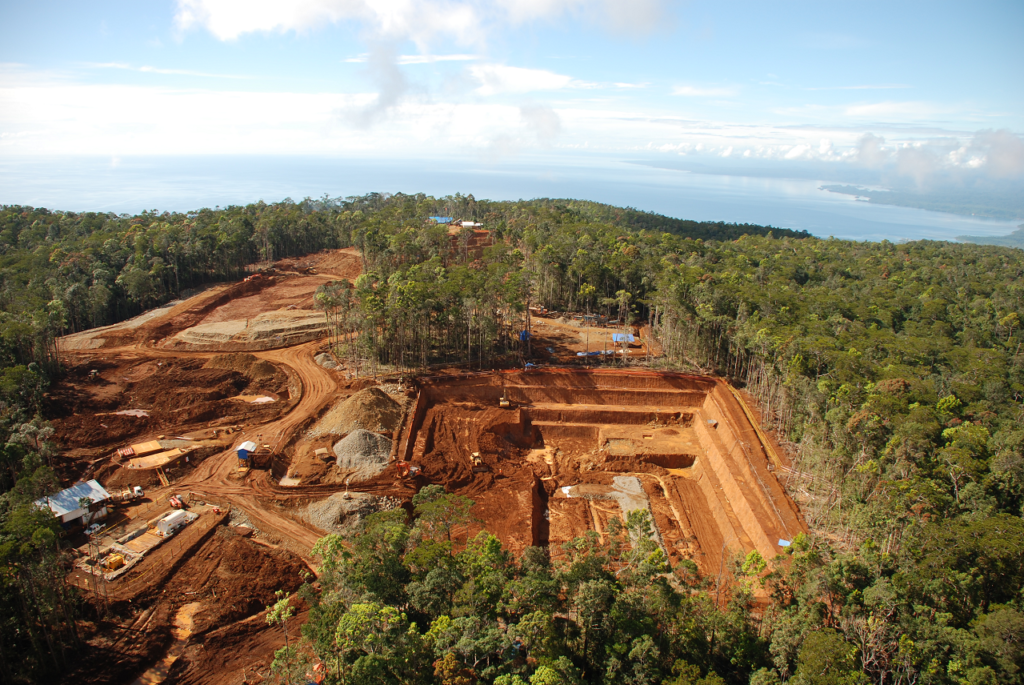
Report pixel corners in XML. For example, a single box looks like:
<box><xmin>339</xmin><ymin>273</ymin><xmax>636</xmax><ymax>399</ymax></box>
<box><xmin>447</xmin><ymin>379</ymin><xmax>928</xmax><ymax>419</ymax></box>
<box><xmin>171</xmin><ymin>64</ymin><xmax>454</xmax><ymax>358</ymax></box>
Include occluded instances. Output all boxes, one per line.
<box><xmin>57</xmin><ymin>256</ymin><xmax>380</xmax><ymax>564</ymax></box>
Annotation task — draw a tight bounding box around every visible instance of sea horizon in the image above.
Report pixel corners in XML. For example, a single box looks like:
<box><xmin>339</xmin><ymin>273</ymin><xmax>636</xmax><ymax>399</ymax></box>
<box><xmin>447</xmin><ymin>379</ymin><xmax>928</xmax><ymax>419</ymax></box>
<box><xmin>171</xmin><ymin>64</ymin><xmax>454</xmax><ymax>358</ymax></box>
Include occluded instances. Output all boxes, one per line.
<box><xmin>2</xmin><ymin>153</ymin><xmax>1019</xmax><ymax>244</ymax></box>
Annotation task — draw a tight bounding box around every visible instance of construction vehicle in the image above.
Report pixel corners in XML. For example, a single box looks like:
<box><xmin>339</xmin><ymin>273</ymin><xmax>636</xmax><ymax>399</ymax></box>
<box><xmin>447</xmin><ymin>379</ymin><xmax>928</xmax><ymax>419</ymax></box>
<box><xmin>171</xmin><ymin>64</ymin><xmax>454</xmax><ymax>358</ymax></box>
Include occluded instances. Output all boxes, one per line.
<box><xmin>109</xmin><ymin>486</ymin><xmax>145</xmax><ymax>504</ymax></box>
<box><xmin>471</xmin><ymin>452</ymin><xmax>489</xmax><ymax>473</ymax></box>
<box><xmin>499</xmin><ymin>389</ymin><xmax>511</xmax><ymax>408</ymax></box>
<box><xmin>169</xmin><ymin>493</ymin><xmax>187</xmax><ymax>509</ymax></box>
<box><xmin>396</xmin><ymin>462</ymin><xmax>421</xmax><ymax>478</ymax></box>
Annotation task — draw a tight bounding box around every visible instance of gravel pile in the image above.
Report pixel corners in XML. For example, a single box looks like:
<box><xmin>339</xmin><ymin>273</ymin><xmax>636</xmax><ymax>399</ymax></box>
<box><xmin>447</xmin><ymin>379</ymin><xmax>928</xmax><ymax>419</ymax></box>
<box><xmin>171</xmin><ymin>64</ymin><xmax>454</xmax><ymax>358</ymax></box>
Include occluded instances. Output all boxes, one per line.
<box><xmin>333</xmin><ymin>429</ymin><xmax>392</xmax><ymax>481</ymax></box>
<box><xmin>314</xmin><ymin>352</ymin><xmax>338</xmax><ymax>369</ymax></box>
<box><xmin>302</xmin><ymin>493</ymin><xmax>405</xmax><ymax>535</ymax></box>
<box><xmin>228</xmin><ymin>508</ymin><xmax>257</xmax><ymax>533</ymax></box>
<box><xmin>310</xmin><ymin>387</ymin><xmax>403</xmax><ymax>438</ymax></box>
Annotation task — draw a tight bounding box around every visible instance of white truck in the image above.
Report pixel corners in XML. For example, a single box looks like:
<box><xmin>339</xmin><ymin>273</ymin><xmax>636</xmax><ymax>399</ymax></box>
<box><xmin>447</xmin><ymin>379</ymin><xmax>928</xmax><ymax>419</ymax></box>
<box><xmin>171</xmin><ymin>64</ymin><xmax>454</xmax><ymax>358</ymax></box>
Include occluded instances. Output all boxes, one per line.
<box><xmin>109</xmin><ymin>486</ymin><xmax>145</xmax><ymax>503</ymax></box>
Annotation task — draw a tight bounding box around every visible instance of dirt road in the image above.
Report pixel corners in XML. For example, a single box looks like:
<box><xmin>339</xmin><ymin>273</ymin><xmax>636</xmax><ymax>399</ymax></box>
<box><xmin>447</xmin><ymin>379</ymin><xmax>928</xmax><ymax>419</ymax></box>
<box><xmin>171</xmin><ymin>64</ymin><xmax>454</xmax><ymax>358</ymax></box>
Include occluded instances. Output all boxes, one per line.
<box><xmin>57</xmin><ymin>260</ymin><xmax>370</xmax><ymax>563</ymax></box>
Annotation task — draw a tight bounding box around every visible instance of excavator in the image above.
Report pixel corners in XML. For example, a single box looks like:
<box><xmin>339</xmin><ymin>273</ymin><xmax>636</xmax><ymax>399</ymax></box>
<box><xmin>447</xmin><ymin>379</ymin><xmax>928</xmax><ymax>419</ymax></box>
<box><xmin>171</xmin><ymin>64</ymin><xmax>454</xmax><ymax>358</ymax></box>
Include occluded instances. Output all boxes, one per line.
<box><xmin>396</xmin><ymin>461</ymin><xmax>421</xmax><ymax>479</ymax></box>
<box><xmin>499</xmin><ymin>376</ymin><xmax>512</xmax><ymax>408</ymax></box>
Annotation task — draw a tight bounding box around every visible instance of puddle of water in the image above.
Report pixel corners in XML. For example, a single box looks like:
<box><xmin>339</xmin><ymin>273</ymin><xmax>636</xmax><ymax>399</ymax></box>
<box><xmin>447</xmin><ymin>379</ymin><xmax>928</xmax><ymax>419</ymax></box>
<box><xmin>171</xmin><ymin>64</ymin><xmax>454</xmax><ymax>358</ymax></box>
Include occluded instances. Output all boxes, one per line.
<box><xmin>114</xmin><ymin>409</ymin><xmax>151</xmax><ymax>418</ymax></box>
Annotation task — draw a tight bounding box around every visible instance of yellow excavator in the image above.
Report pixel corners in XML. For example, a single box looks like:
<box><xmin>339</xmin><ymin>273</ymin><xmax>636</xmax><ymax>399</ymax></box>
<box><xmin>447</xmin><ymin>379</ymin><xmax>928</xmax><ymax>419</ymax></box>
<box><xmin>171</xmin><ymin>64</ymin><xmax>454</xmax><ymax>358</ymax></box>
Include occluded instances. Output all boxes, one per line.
<box><xmin>499</xmin><ymin>377</ymin><xmax>511</xmax><ymax>408</ymax></box>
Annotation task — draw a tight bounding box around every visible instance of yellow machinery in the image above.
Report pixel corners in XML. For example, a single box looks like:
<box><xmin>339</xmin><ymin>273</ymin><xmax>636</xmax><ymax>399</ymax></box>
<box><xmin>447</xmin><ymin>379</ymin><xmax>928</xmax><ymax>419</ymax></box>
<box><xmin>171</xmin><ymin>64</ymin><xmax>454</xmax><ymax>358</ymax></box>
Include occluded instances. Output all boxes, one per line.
<box><xmin>106</xmin><ymin>554</ymin><xmax>125</xmax><ymax>570</ymax></box>
<box><xmin>499</xmin><ymin>390</ymin><xmax>511</xmax><ymax>408</ymax></box>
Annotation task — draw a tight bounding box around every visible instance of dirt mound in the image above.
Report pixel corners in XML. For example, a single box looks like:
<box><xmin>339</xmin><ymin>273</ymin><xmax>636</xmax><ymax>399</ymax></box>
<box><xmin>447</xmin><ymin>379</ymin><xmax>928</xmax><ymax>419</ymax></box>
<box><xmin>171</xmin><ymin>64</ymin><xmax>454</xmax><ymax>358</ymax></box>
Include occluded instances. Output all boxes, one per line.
<box><xmin>313</xmin><ymin>387</ymin><xmax>403</xmax><ymax>437</ymax></box>
<box><xmin>104</xmin><ymin>463</ymin><xmax>163</xmax><ymax>489</ymax></box>
<box><xmin>333</xmin><ymin>429</ymin><xmax>392</xmax><ymax>481</ymax></box>
<box><xmin>302</xmin><ymin>492</ymin><xmax>374</xmax><ymax>534</ymax></box>
<box><xmin>203</xmin><ymin>353</ymin><xmax>275</xmax><ymax>378</ymax></box>
<box><xmin>249</xmin><ymin>360</ymin><xmax>276</xmax><ymax>378</ymax></box>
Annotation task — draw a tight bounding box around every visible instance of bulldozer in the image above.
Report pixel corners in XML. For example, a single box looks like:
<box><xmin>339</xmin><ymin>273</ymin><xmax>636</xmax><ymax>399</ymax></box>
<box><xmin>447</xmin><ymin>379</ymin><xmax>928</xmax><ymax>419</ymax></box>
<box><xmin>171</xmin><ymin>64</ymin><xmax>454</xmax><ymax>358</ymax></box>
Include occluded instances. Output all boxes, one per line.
<box><xmin>471</xmin><ymin>452</ymin><xmax>489</xmax><ymax>473</ymax></box>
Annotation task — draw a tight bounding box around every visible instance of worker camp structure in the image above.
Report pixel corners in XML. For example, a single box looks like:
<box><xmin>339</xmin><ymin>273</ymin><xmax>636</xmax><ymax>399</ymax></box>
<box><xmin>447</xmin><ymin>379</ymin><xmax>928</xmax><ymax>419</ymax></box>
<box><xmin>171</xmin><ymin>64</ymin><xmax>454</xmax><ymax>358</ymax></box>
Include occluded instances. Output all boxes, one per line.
<box><xmin>236</xmin><ymin>440</ymin><xmax>257</xmax><ymax>461</ymax></box>
<box><xmin>35</xmin><ymin>479</ymin><xmax>111</xmax><ymax>527</ymax></box>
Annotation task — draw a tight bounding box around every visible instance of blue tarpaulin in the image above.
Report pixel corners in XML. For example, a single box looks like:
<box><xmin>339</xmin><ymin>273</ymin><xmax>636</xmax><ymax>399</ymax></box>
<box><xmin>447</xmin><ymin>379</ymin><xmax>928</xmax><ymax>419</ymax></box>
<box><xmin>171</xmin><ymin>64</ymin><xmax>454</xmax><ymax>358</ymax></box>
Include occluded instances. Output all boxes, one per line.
<box><xmin>612</xmin><ymin>333</ymin><xmax>635</xmax><ymax>343</ymax></box>
<box><xmin>236</xmin><ymin>440</ymin><xmax>256</xmax><ymax>461</ymax></box>
<box><xmin>519</xmin><ymin>330</ymin><xmax>531</xmax><ymax>341</ymax></box>
<box><xmin>428</xmin><ymin>216</ymin><xmax>453</xmax><ymax>223</ymax></box>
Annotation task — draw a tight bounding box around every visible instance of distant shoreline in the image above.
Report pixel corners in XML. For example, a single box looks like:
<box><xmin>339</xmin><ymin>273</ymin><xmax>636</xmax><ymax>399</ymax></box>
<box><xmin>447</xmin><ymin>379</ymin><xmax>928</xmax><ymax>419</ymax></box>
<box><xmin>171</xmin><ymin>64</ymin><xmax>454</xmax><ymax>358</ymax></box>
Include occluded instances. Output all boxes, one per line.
<box><xmin>820</xmin><ymin>184</ymin><xmax>1024</xmax><ymax>223</ymax></box>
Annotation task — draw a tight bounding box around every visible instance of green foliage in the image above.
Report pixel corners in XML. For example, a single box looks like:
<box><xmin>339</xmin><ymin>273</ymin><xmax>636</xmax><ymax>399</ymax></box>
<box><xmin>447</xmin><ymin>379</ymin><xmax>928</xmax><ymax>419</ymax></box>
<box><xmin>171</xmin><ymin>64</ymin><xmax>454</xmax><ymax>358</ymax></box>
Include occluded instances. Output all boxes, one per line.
<box><xmin>1</xmin><ymin>193</ymin><xmax>1023</xmax><ymax>683</ymax></box>
<box><xmin>792</xmin><ymin>629</ymin><xmax>867</xmax><ymax>685</ymax></box>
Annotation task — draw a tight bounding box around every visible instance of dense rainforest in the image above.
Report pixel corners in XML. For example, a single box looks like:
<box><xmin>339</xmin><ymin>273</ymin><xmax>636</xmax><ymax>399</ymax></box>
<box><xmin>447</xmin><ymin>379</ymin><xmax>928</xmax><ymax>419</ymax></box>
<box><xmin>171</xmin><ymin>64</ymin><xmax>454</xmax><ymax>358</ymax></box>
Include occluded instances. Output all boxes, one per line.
<box><xmin>0</xmin><ymin>194</ymin><xmax>1022</xmax><ymax>685</ymax></box>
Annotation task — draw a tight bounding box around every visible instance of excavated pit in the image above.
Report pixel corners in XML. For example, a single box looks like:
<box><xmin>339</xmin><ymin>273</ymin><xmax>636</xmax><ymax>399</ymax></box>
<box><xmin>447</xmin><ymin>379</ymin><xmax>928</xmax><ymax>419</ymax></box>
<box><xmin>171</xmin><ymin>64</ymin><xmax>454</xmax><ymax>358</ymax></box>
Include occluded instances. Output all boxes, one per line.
<box><xmin>402</xmin><ymin>369</ymin><xmax>806</xmax><ymax>577</ymax></box>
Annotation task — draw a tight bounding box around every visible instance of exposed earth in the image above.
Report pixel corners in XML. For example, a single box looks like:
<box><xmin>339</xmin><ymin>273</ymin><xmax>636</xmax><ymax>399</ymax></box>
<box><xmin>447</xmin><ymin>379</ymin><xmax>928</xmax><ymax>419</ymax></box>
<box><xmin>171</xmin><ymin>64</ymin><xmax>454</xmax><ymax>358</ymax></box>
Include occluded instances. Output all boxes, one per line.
<box><xmin>48</xmin><ymin>246</ymin><xmax>806</xmax><ymax>684</ymax></box>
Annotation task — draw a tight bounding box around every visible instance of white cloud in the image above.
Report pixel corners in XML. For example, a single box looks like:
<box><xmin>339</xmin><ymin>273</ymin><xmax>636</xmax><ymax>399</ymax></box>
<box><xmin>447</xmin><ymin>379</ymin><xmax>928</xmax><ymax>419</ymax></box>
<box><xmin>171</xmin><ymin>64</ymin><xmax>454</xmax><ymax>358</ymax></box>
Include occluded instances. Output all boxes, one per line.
<box><xmin>843</xmin><ymin>101</ymin><xmax>942</xmax><ymax>120</ymax></box>
<box><xmin>852</xmin><ymin>129</ymin><xmax>1024</xmax><ymax>182</ymax></box>
<box><xmin>2</xmin><ymin>63</ymin><xmax>1018</xmax><ymax>180</ymax></box>
<box><xmin>175</xmin><ymin>0</ymin><xmax>481</xmax><ymax>48</ymax></box>
<box><xmin>784</xmin><ymin>144</ymin><xmax>809</xmax><ymax>159</ymax></box>
<box><xmin>855</xmin><ymin>132</ymin><xmax>888</xmax><ymax>168</ymax></box>
<box><xmin>520</xmin><ymin>104</ymin><xmax>561</xmax><ymax>144</ymax></box>
<box><xmin>83</xmin><ymin>62</ymin><xmax>248</xmax><ymax>79</ymax></box>
<box><xmin>491</xmin><ymin>0</ymin><xmax>670</xmax><ymax>34</ymax></box>
<box><xmin>175</xmin><ymin>0</ymin><xmax>670</xmax><ymax>45</ymax></box>
<box><xmin>969</xmin><ymin>129</ymin><xmax>1024</xmax><ymax>178</ymax></box>
<box><xmin>345</xmin><ymin>53</ymin><xmax>478</xmax><ymax>64</ymax></box>
<box><xmin>671</xmin><ymin>85</ymin><xmax>737</xmax><ymax>98</ymax></box>
<box><xmin>342</xmin><ymin>43</ymin><xmax>409</xmax><ymax>127</ymax></box>
<box><xmin>469</xmin><ymin>64</ymin><xmax>589</xmax><ymax>96</ymax></box>
<box><xmin>805</xmin><ymin>84</ymin><xmax>910</xmax><ymax>91</ymax></box>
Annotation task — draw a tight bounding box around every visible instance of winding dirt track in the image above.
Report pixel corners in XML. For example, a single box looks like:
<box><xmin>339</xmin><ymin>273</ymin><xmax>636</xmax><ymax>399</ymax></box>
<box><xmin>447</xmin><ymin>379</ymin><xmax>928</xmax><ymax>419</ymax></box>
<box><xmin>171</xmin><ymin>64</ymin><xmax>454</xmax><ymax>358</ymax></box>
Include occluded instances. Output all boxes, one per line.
<box><xmin>58</xmin><ymin>272</ymin><xmax>392</xmax><ymax>563</ymax></box>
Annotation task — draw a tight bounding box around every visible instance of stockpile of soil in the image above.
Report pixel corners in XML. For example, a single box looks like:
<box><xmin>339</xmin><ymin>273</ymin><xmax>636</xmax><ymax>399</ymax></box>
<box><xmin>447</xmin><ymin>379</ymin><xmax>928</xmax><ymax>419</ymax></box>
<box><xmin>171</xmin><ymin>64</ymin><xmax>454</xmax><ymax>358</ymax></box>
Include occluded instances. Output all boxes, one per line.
<box><xmin>333</xmin><ymin>429</ymin><xmax>392</xmax><ymax>481</ymax></box>
<box><xmin>48</xmin><ymin>357</ymin><xmax>288</xmax><ymax>485</ymax></box>
<box><xmin>204</xmin><ymin>353</ymin><xmax>276</xmax><ymax>379</ymax></box>
<box><xmin>311</xmin><ymin>387</ymin><xmax>403</xmax><ymax>437</ymax></box>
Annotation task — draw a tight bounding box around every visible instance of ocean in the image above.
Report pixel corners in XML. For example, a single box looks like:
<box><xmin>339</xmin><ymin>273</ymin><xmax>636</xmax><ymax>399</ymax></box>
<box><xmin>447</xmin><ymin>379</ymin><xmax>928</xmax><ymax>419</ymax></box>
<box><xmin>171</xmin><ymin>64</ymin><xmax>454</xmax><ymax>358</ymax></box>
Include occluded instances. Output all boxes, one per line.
<box><xmin>1</xmin><ymin>154</ymin><xmax>1019</xmax><ymax>243</ymax></box>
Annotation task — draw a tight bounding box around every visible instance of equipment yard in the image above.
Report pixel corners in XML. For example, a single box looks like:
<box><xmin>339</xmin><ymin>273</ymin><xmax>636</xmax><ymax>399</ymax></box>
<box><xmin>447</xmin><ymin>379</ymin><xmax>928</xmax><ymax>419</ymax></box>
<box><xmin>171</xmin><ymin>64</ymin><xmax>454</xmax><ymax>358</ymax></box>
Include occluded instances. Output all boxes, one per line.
<box><xmin>47</xmin><ymin>247</ymin><xmax>806</xmax><ymax>684</ymax></box>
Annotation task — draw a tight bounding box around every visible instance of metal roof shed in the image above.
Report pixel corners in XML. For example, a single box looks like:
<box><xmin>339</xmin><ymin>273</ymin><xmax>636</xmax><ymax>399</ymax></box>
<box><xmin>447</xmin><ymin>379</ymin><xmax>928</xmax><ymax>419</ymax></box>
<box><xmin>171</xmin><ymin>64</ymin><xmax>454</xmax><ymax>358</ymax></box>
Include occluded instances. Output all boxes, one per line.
<box><xmin>236</xmin><ymin>440</ymin><xmax>257</xmax><ymax>460</ymax></box>
<box><xmin>35</xmin><ymin>480</ymin><xmax>111</xmax><ymax>524</ymax></box>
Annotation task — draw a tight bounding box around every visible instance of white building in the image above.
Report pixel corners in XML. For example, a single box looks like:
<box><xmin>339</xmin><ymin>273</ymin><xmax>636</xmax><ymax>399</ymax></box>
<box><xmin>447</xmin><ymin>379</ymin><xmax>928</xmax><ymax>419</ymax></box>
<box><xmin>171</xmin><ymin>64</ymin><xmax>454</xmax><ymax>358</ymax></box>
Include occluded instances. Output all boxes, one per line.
<box><xmin>35</xmin><ymin>479</ymin><xmax>111</xmax><ymax>527</ymax></box>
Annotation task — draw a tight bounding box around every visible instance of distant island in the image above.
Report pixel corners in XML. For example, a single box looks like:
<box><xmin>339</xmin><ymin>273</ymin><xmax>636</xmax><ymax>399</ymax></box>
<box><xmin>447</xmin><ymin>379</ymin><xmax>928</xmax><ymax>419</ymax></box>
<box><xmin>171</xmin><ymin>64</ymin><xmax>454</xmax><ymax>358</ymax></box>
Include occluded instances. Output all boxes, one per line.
<box><xmin>957</xmin><ymin>224</ymin><xmax>1024</xmax><ymax>248</ymax></box>
<box><xmin>820</xmin><ymin>184</ymin><xmax>1024</xmax><ymax>222</ymax></box>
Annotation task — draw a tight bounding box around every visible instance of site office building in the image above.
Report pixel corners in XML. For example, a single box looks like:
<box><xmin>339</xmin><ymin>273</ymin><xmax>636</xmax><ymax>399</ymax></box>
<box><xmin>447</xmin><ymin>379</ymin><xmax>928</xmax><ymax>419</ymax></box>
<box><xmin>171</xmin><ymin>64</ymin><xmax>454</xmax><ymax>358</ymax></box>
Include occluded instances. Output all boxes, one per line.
<box><xmin>34</xmin><ymin>479</ymin><xmax>112</xmax><ymax>529</ymax></box>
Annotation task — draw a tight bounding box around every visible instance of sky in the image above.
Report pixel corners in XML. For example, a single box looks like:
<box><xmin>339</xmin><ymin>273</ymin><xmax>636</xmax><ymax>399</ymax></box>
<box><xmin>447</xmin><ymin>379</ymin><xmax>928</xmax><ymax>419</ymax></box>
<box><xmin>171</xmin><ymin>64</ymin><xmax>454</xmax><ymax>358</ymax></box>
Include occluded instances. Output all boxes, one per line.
<box><xmin>1</xmin><ymin>0</ymin><xmax>1023</xmax><ymax>190</ymax></box>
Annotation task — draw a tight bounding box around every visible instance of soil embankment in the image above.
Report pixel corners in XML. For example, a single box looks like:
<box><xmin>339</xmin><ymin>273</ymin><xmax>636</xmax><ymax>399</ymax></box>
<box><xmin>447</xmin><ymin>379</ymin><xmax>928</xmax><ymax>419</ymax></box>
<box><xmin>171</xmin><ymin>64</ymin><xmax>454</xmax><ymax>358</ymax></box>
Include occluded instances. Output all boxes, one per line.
<box><xmin>51</xmin><ymin>245</ymin><xmax>804</xmax><ymax>679</ymax></box>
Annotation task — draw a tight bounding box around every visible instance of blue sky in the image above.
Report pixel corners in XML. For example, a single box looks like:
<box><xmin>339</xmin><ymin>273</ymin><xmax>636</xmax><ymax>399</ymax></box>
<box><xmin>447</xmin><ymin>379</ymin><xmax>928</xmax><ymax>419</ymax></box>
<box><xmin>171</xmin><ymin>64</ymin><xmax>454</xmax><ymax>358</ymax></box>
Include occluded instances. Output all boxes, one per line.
<box><xmin>1</xmin><ymin>0</ymin><xmax>1022</xmax><ymax>186</ymax></box>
